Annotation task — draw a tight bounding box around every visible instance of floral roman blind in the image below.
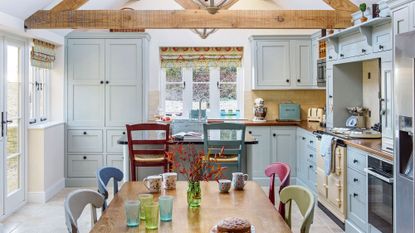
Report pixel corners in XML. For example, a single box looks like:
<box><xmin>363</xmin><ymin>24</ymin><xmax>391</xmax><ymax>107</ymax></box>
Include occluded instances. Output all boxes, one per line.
<box><xmin>160</xmin><ymin>47</ymin><xmax>243</xmax><ymax>68</ymax></box>
<box><xmin>31</xmin><ymin>39</ymin><xmax>56</xmax><ymax>69</ymax></box>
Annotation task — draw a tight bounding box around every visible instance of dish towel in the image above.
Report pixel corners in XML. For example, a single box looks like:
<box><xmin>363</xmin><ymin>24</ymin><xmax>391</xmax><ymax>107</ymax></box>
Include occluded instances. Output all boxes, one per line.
<box><xmin>320</xmin><ymin>134</ymin><xmax>334</xmax><ymax>176</ymax></box>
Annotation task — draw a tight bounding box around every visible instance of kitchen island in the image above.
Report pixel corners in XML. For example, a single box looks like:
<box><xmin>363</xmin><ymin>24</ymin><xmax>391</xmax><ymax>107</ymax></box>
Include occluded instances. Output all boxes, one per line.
<box><xmin>117</xmin><ymin>132</ymin><xmax>258</xmax><ymax>181</ymax></box>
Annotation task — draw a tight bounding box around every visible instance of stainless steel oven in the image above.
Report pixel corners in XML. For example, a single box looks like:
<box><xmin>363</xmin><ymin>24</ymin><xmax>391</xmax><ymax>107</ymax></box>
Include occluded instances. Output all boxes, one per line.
<box><xmin>365</xmin><ymin>156</ymin><xmax>393</xmax><ymax>233</ymax></box>
<box><xmin>317</xmin><ymin>59</ymin><xmax>326</xmax><ymax>87</ymax></box>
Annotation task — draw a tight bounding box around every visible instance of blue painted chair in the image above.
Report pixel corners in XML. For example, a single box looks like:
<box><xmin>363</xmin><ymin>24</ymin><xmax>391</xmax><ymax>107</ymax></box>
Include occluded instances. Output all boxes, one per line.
<box><xmin>96</xmin><ymin>167</ymin><xmax>123</xmax><ymax>210</ymax></box>
<box><xmin>203</xmin><ymin>123</ymin><xmax>246</xmax><ymax>172</ymax></box>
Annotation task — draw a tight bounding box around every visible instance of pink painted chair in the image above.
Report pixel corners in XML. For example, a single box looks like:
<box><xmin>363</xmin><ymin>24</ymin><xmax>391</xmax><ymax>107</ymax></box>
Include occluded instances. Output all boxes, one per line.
<box><xmin>265</xmin><ymin>162</ymin><xmax>291</xmax><ymax>216</ymax></box>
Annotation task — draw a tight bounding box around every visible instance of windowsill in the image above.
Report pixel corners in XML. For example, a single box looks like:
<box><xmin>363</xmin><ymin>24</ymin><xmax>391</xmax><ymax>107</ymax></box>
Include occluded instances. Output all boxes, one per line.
<box><xmin>28</xmin><ymin>121</ymin><xmax>64</xmax><ymax>130</ymax></box>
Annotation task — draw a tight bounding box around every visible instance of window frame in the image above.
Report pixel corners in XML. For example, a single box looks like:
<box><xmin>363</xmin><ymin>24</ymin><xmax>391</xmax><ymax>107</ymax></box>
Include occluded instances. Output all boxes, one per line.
<box><xmin>160</xmin><ymin>66</ymin><xmax>243</xmax><ymax>119</ymax></box>
<box><xmin>28</xmin><ymin>66</ymin><xmax>50</xmax><ymax>125</ymax></box>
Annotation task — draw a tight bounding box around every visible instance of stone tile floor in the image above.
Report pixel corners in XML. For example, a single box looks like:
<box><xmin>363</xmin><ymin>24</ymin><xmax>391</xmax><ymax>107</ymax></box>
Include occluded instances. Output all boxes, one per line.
<box><xmin>0</xmin><ymin>187</ymin><xmax>344</xmax><ymax>233</ymax></box>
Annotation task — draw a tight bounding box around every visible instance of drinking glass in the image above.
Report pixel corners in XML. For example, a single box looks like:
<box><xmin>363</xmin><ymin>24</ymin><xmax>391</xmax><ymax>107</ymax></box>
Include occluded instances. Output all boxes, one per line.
<box><xmin>144</xmin><ymin>202</ymin><xmax>160</xmax><ymax>230</ymax></box>
<box><xmin>159</xmin><ymin>195</ymin><xmax>174</xmax><ymax>222</ymax></box>
<box><xmin>138</xmin><ymin>194</ymin><xmax>153</xmax><ymax>220</ymax></box>
<box><xmin>125</xmin><ymin>200</ymin><xmax>140</xmax><ymax>227</ymax></box>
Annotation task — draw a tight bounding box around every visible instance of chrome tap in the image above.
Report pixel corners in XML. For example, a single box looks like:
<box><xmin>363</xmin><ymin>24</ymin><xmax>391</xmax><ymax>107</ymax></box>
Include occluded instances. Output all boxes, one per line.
<box><xmin>198</xmin><ymin>97</ymin><xmax>208</xmax><ymax>122</ymax></box>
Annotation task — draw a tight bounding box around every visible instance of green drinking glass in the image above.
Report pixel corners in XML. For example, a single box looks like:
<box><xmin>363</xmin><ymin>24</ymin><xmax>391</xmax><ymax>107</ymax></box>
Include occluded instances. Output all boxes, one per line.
<box><xmin>144</xmin><ymin>202</ymin><xmax>160</xmax><ymax>230</ymax></box>
<box><xmin>138</xmin><ymin>194</ymin><xmax>153</xmax><ymax>220</ymax></box>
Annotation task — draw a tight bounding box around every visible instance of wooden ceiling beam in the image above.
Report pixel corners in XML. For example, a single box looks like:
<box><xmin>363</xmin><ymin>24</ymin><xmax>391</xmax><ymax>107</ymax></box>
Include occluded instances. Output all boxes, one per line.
<box><xmin>25</xmin><ymin>9</ymin><xmax>352</xmax><ymax>30</ymax></box>
<box><xmin>322</xmin><ymin>0</ymin><xmax>358</xmax><ymax>12</ymax></box>
<box><xmin>50</xmin><ymin>0</ymin><xmax>88</xmax><ymax>12</ymax></box>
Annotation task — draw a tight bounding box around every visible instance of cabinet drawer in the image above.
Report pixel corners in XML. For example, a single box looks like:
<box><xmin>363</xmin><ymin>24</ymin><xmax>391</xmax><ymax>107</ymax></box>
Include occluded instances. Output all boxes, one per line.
<box><xmin>67</xmin><ymin>154</ymin><xmax>103</xmax><ymax>178</ymax></box>
<box><xmin>106</xmin><ymin>130</ymin><xmax>125</xmax><ymax>153</ymax></box>
<box><xmin>347</xmin><ymin>147</ymin><xmax>367</xmax><ymax>172</ymax></box>
<box><xmin>67</xmin><ymin>130</ymin><xmax>103</xmax><ymax>153</ymax></box>
<box><xmin>348</xmin><ymin>168</ymin><xmax>367</xmax><ymax>194</ymax></box>
<box><xmin>106</xmin><ymin>154</ymin><xmax>124</xmax><ymax>171</ymax></box>
<box><xmin>348</xmin><ymin>185</ymin><xmax>368</xmax><ymax>231</ymax></box>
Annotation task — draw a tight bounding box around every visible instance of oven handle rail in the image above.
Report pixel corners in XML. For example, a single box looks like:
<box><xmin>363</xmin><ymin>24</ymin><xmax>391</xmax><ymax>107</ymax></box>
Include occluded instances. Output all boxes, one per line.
<box><xmin>364</xmin><ymin>168</ymin><xmax>394</xmax><ymax>184</ymax></box>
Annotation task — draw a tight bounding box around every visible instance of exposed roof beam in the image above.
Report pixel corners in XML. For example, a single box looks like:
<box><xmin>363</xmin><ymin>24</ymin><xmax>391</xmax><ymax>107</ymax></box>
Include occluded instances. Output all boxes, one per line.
<box><xmin>322</xmin><ymin>0</ymin><xmax>358</xmax><ymax>12</ymax></box>
<box><xmin>50</xmin><ymin>0</ymin><xmax>88</xmax><ymax>12</ymax></box>
<box><xmin>25</xmin><ymin>10</ymin><xmax>352</xmax><ymax>30</ymax></box>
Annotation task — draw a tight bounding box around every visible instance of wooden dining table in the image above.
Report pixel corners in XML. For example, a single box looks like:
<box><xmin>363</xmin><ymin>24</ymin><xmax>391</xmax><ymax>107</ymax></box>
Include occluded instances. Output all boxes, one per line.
<box><xmin>91</xmin><ymin>181</ymin><xmax>292</xmax><ymax>233</ymax></box>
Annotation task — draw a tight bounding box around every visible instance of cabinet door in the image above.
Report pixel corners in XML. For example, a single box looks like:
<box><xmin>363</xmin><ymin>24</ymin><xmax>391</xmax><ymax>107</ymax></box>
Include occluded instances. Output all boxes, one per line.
<box><xmin>393</xmin><ymin>6</ymin><xmax>410</xmax><ymax>35</ymax></box>
<box><xmin>271</xmin><ymin>127</ymin><xmax>296</xmax><ymax>177</ymax></box>
<box><xmin>255</xmin><ymin>41</ymin><xmax>291</xmax><ymax>88</ymax></box>
<box><xmin>105</xmin><ymin>39</ymin><xmax>143</xmax><ymax>127</ymax></box>
<box><xmin>246</xmin><ymin>127</ymin><xmax>271</xmax><ymax>185</ymax></box>
<box><xmin>326</xmin><ymin>69</ymin><xmax>334</xmax><ymax>128</ymax></box>
<box><xmin>291</xmin><ymin>40</ymin><xmax>313</xmax><ymax>86</ymax></box>
<box><xmin>106</xmin><ymin>154</ymin><xmax>124</xmax><ymax>171</ymax></box>
<box><xmin>67</xmin><ymin>39</ymin><xmax>105</xmax><ymax>127</ymax></box>
<box><xmin>381</xmin><ymin>62</ymin><xmax>394</xmax><ymax>141</ymax></box>
<box><xmin>67</xmin><ymin>129</ymin><xmax>103</xmax><ymax>153</ymax></box>
<box><xmin>67</xmin><ymin>154</ymin><xmax>104</xmax><ymax>178</ymax></box>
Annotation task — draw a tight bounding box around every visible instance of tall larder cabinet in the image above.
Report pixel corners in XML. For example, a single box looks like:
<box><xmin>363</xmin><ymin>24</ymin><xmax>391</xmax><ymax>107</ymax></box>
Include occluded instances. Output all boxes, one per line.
<box><xmin>65</xmin><ymin>33</ymin><xmax>149</xmax><ymax>186</ymax></box>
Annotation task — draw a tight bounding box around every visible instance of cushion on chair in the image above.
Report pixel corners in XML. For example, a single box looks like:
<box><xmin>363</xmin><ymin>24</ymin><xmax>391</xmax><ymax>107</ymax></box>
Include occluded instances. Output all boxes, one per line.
<box><xmin>203</xmin><ymin>155</ymin><xmax>239</xmax><ymax>163</ymax></box>
<box><xmin>134</xmin><ymin>154</ymin><xmax>166</xmax><ymax>163</ymax></box>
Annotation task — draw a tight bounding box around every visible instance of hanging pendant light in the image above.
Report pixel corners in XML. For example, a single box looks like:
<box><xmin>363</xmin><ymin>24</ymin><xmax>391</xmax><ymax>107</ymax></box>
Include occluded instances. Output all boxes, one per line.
<box><xmin>195</xmin><ymin>0</ymin><xmax>229</xmax><ymax>14</ymax></box>
<box><xmin>191</xmin><ymin>28</ymin><xmax>218</xmax><ymax>39</ymax></box>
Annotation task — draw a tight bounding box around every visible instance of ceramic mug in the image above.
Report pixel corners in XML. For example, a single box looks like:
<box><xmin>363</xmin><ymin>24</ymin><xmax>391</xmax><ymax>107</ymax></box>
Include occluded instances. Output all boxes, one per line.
<box><xmin>232</xmin><ymin>172</ymin><xmax>249</xmax><ymax>190</ymax></box>
<box><xmin>143</xmin><ymin>175</ymin><xmax>162</xmax><ymax>193</ymax></box>
<box><xmin>218</xmin><ymin>179</ymin><xmax>232</xmax><ymax>193</ymax></box>
<box><xmin>160</xmin><ymin>172</ymin><xmax>177</xmax><ymax>190</ymax></box>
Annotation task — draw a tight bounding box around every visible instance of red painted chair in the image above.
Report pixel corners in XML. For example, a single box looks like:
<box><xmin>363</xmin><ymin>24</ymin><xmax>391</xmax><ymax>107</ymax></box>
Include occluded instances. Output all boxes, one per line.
<box><xmin>126</xmin><ymin>123</ymin><xmax>171</xmax><ymax>181</ymax></box>
<box><xmin>265</xmin><ymin>162</ymin><xmax>291</xmax><ymax>216</ymax></box>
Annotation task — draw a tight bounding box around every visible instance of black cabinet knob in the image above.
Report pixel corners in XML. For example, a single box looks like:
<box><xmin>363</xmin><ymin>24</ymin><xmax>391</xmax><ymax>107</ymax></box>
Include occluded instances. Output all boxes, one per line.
<box><xmin>340</xmin><ymin>54</ymin><xmax>344</xmax><ymax>57</ymax></box>
<box><xmin>273</xmin><ymin>133</ymin><xmax>276</xmax><ymax>137</ymax></box>
<box><xmin>286</xmin><ymin>79</ymin><xmax>290</xmax><ymax>83</ymax></box>
<box><xmin>83</xmin><ymin>131</ymin><xmax>87</xmax><ymax>135</ymax></box>
<box><xmin>297</xmin><ymin>79</ymin><xmax>301</xmax><ymax>83</ymax></box>
<box><xmin>329</xmin><ymin>95</ymin><xmax>333</xmax><ymax>98</ymax></box>
<box><xmin>353</xmin><ymin>193</ymin><xmax>358</xmax><ymax>197</ymax></box>
<box><xmin>302</xmin><ymin>137</ymin><xmax>306</xmax><ymax>140</ymax></box>
<box><xmin>379</xmin><ymin>45</ymin><xmax>384</xmax><ymax>50</ymax></box>
<box><xmin>83</xmin><ymin>156</ymin><xmax>87</xmax><ymax>160</ymax></box>
<box><xmin>309</xmin><ymin>165</ymin><xmax>313</xmax><ymax>169</ymax></box>
<box><xmin>309</xmin><ymin>154</ymin><xmax>313</xmax><ymax>158</ymax></box>
<box><xmin>328</xmin><ymin>56</ymin><xmax>333</xmax><ymax>59</ymax></box>
<box><xmin>309</xmin><ymin>140</ymin><xmax>314</xmax><ymax>144</ymax></box>
<box><xmin>123</xmin><ymin>132</ymin><xmax>126</xmax><ymax>135</ymax></box>
<box><xmin>248</xmin><ymin>131</ymin><xmax>252</xmax><ymax>135</ymax></box>
<box><xmin>353</xmin><ymin>178</ymin><xmax>358</xmax><ymax>182</ymax></box>
<box><xmin>362</xmin><ymin>49</ymin><xmax>366</xmax><ymax>53</ymax></box>
<box><xmin>106</xmin><ymin>81</ymin><xmax>109</xmax><ymax>84</ymax></box>
<box><xmin>100</xmin><ymin>81</ymin><xmax>104</xmax><ymax>84</ymax></box>
<box><xmin>353</xmin><ymin>159</ymin><xmax>358</xmax><ymax>164</ymax></box>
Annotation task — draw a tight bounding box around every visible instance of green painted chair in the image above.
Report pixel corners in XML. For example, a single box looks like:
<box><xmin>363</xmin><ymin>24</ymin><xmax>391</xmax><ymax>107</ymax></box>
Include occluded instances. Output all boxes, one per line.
<box><xmin>279</xmin><ymin>185</ymin><xmax>315</xmax><ymax>233</ymax></box>
<box><xmin>203</xmin><ymin>123</ymin><xmax>246</xmax><ymax>171</ymax></box>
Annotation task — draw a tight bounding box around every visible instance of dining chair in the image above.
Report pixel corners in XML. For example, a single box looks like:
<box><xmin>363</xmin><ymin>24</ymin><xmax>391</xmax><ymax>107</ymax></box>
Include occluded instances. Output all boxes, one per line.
<box><xmin>264</xmin><ymin>162</ymin><xmax>291</xmax><ymax>215</ymax></box>
<box><xmin>203</xmin><ymin>123</ymin><xmax>246</xmax><ymax>172</ymax></box>
<box><xmin>279</xmin><ymin>185</ymin><xmax>315</xmax><ymax>233</ymax></box>
<box><xmin>96</xmin><ymin>167</ymin><xmax>124</xmax><ymax>210</ymax></box>
<box><xmin>64</xmin><ymin>189</ymin><xmax>105</xmax><ymax>233</ymax></box>
<box><xmin>126</xmin><ymin>123</ymin><xmax>171</xmax><ymax>181</ymax></box>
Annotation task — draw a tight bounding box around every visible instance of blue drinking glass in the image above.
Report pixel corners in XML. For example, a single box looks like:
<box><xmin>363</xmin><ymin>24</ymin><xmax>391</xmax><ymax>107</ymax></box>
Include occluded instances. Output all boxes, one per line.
<box><xmin>125</xmin><ymin>200</ymin><xmax>140</xmax><ymax>227</ymax></box>
<box><xmin>159</xmin><ymin>195</ymin><xmax>174</xmax><ymax>222</ymax></box>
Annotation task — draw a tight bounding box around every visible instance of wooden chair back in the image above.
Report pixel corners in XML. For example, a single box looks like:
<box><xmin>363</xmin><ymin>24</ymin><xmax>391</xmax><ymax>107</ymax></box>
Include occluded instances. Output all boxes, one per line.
<box><xmin>64</xmin><ymin>189</ymin><xmax>104</xmax><ymax>233</ymax></box>
<box><xmin>279</xmin><ymin>185</ymin><xmax>315</xmax><ymax>233</ymax></box>
<box><xmin>96</xmin><ymin>167</ymin><xmax>124</xmax><ymax>210</ymax></box>
<box><xmin>265</xmin><ymin>162</ymin><xmax>291</xmax><ymax>215</ymax></box>
<box><xmin>203</xmin><ymin>123</ymin><xmax>246</xmax><ymax>156</ymax></box>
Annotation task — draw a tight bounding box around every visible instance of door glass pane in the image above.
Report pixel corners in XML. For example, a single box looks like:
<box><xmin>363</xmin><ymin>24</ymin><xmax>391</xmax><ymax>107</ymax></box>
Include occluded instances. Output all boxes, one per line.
<box><xmin>7</xmin><ymin>155</ymin><xmax>20</xmax><ymax>194</ymax></box>
<box><xmin>7</xmin><ymin>46</ymin><xmax>20</xmax><ymax>119</ymax></box>
<box><xmin>165</xmin><ymin>68</ymin><xmax>184</xmax><ymax>116</ymax></box>
<box><xmin>192</xmin><ymin>67</ymin><xmax>210</xmax><ymax>109</ymax></box>
<box><xmin>219</xmin><ymin>67</ymin><xmax>238</xmax><ymax>111</ymax></box>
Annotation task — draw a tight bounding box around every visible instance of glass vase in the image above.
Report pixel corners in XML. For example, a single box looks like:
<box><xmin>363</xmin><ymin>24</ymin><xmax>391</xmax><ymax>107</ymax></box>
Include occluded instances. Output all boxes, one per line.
<box><xmin>187</xmin><ymin>181</ymin><xmax>201</xmax><ymax>208</ymax></box>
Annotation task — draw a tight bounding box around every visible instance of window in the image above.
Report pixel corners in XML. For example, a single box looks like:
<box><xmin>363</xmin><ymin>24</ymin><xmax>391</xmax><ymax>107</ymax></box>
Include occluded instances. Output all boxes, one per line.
<box><xmin>29</xmin><ymin>66</ymin><xmax>49</xmax><ymax>124</ymax></box>
<box><xmin>161</xmin><ymin>66</ymin><xmax>242</xmax><ymax>119</ymax></box>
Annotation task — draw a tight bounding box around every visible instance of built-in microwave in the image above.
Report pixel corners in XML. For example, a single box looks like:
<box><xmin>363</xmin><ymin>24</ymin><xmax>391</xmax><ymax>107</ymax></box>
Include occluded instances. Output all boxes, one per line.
<box><xmin>317</xmin><ymin>59</ymin><xmax>326</xmax><ymax>87</ymax></box>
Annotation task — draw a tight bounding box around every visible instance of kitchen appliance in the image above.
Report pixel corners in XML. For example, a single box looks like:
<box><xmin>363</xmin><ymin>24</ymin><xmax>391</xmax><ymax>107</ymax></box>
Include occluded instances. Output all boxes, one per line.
<box><xmin>325</xmin><ymin>128</ymin><xmax>381</xmax><ymax>139</ymax></box>
<box><xmin>394</xmin><ymin>30</ymin><xmax>415</xmax><ymax>233</ymax></box>
<box><xmin>253</xmin><ymin>98</ymin><xmax>267</xmax><ymax>122</ymax></box>
<box><xmin>365</xmin><ymin>156</ymin><xmax>394</xmax><ymax>233</ymax></box>
<box><xmin>346</xmin><ymin>107</ymin><xmax>368</xmax><ymax>128</ymax></box>
<box><xmin>317</xmin><ymin>59</ymin><xmax>326</xmax><ymax>87</ymax></box>
<box><xmin>307</xmin><ymin>107</ymin><xmax>324</xmax><ymax>122</ymax></box>
<box><xmin>278</xmin><ymin>103</ymin><xmax>301</xmax><ymax>121</ymax></box>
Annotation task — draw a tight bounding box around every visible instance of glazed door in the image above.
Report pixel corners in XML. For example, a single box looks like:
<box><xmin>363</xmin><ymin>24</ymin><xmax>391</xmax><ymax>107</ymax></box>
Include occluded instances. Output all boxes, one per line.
<box><xmin>3</xmin><ymin>39</ymin><xmax>25</xmax><ymax>214</ymax></box>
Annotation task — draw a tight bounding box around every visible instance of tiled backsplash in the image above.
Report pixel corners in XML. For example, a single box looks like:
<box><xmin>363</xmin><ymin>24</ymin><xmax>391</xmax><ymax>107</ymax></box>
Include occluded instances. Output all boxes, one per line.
<box><xmin>244</xmin><ymin>90</ymin><xmax>326</xmax><ymax>121</ymax></box>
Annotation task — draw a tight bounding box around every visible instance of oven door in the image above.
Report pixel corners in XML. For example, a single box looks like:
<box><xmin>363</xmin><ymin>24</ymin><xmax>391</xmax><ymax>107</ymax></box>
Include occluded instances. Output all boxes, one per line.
<box><xmin>366</xmin><ymin>168</ymin><xmax>393</xmax><ymax>233</ymax></box>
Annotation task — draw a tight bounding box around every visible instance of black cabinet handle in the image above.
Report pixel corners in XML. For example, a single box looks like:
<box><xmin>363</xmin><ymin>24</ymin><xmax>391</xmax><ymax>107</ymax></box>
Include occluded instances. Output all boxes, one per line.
<box><xmin>273</xmin><ymin>133</ymin><xmax>276</xmax><ymax>137</ymax></box>
<box><xmin>248</xmin><ymin>131</ymin><xmax>252</xmax><ymax>135</ymax></box>
<box><xmin>328</xmin><ymin>56</ymin><xmax>333</xmax><ymax>59</ymax></box>
<box><xmin>297</xmin><ymin>79</ymin><xmax>301</xmax><ymax>83</ymax></box>
<box><xmin>286</xmin><ymin>79</ymin><xmax>290</xmax><ymax>83</ymax></box>
<box><xmin>340</xmin><ymin>54</ymin><xmax>344</xmax><ymax>57</ymax></box>
<box><xmin>309</xmin><ymin>154</ymin><xmax>313</xmax><ymax>158</ymax></box>
<box><xmin>309</xmin><ymin>165</ymin><xmax>313</xmax><ymax>169</ymax></box>
<box><xmin>123</xmin><ymin>132</ymin><xmax>126</xmax><ymax>135</ymax></box>
<box><xmin>379</xmin><ymin>45</ymin><xmax>384</xmax><ymax>50</ymax></box>
<box><xmin>353</xmin><ymin>178</ymin><xmax>358</xmax><ymax>182</ymax></box>
<box><xmin>83</xmin><ymin>131</ymin><xmax>87</xmax><ymax>135</ymax></box>
<box><xmin>302</xmin><ymin>137</ymin><xmax>306</xmax><ymax>140</ymax></box>
<box><xmin>353</xmin><ymin>193</ymin><xmax>358</xmax><ymax>197</ymax></box>
<box><xmin>100</xmin><ymin>81</ymin><xmax>104</xmax><ymax>84</ymax></box>
<box><xmin>353</xmin><ymin>159</ymin><xmax>358</xmax><ymax>164</ymax></box>
<box><xmin>83</xmin><ymin>156</ymin><xmax>87</xmax><ymax>160</ymax></box>
<box><xmin>106</xmin><ymin>81</ymin><xmax>109</xmax><ymax>84</ymax></box>
<box><xmin>362</xmin><ymin>49</ymin><xmax>366</xmax><ymax>53</ymax></box>
<box><xmin>309</xmin><ymin>140</ymin><xmax>314</xmax><ymax>144</ymax></box>
<box><xmin>329</xmin><ymin>95</ymin><xmax>333</xmax><ymax>98</ymax></box>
